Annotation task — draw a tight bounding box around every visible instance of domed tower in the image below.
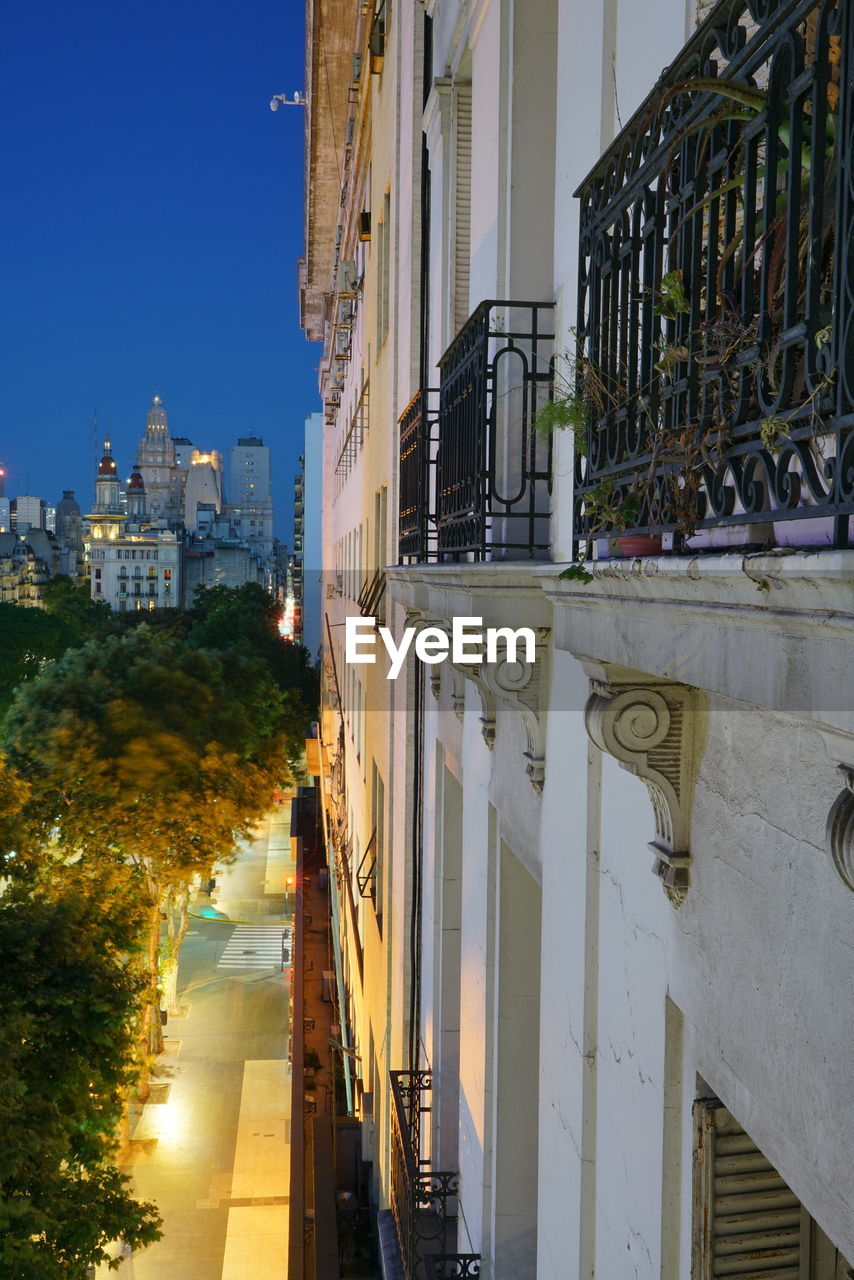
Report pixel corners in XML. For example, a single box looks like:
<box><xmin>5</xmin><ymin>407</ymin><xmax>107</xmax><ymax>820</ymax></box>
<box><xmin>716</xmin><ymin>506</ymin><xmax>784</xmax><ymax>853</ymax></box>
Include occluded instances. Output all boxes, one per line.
<box><xmin>86</xmin><ymin>439</ymin><xmax>126</xmax><ymax>542</ymax></box>
<box><xmin>127</xmin><ymin>465</ymin><xmax>147</xmax><ymax>523</ymax></box>
<box><xmin>55</xmin><ymin>490</ymin><xmax>82</xmax><ymax>548</ymax></box>
<box><xmin>136</xmin><ymin>394</ymin><xmax>184</xmax><ymax>524</ymax></box>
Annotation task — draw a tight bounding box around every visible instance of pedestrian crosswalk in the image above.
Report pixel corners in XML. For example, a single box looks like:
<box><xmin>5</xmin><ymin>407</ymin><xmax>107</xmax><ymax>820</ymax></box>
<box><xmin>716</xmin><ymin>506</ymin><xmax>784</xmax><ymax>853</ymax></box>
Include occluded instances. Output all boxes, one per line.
<box><xmin>217</xmin><ymin>924</ymin><xmax>294</xmax><ymax>971</ymax></box>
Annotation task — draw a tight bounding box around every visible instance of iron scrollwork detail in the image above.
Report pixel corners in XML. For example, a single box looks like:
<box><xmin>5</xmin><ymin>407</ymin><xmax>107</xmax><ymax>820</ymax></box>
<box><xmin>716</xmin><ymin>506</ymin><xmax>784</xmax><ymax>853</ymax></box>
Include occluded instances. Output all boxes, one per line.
<box><xmin>574</xmin><ymin>0</ymin><xmax>854</xmax><ymax>550</ymax></box>
<box><xmin>429</xmin><ymin>1256</ymin><xmax>482</xmax><ymax>1279</ymax></box>
<box><xmin>389</xmin><ymin>1070</ymin><xmax>481</xmax><ymax>1280</ymax></box>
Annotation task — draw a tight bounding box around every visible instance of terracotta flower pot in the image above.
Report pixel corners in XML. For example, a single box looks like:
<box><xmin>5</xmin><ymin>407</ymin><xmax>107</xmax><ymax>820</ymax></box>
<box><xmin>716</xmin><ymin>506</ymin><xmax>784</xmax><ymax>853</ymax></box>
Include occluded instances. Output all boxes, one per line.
<box><xmin>616</xmin><ymin>534</ymin><xmax>663</xmax><ymax>557</ymax></box>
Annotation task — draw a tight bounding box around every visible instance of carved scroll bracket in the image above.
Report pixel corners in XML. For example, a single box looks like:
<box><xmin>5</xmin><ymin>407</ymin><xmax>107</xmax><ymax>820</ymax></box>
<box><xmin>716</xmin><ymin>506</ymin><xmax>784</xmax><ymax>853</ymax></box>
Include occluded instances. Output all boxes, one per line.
<box><xmin>403</xmin><ymin>612</ymin><xmax>549</xmax><ymax>791</ymax></box>
<box><xmin>584</xmin><ymin>674</ymin><xmax>701</xmax><ymax>907</ymax></box>
<box><xmin>472</xmin><ymin>628</ymin><xmax>550</xmax><ymax>793</ymax></box>
<box><xmin>818</xmin><ymin>730</ymin><xmax>854</xmax><ymax>893</ymax></box>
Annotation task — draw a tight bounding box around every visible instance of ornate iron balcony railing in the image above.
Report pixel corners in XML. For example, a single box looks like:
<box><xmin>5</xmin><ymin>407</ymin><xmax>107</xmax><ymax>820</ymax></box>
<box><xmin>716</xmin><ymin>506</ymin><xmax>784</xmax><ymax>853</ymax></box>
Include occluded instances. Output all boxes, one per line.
<box><xmin>427</xmin><ymin>1256</ymin><xmax>482</xmax><ymax>1278</ymax></box>
<box><xmin>437</xmin><ymin>300</ymin><xmax>555</xmax><ymax>560</ymax></box>
<box><xmin>389</xmin><ymin>1070</ymin><xmax>480</xmax><ymax>1280</ymax></box>
<box><xmin>574</xmin><ymin>0</ymin><xmax>854</xmax><ymax>552</ymax></box>
<box><xmin>398</xmin><ymin>388</ymin><xmax>439</xmax><ymax>563</ymax></box>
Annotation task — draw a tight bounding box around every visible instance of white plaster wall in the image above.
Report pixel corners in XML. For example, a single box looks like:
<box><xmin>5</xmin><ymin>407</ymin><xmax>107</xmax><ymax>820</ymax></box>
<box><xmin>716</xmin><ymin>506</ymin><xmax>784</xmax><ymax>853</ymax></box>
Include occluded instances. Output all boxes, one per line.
<box><xmin>595</xmin><ymin>753</ymin><xmax>673</xmax><ymax>1280</ymax></box>
<box><xmin>544</xmin><ymin>677</ymin><xmax>854</xmax><ymax>1273</ymax></box>
<box><xmin>672</xmin><ymin>702</ymin><xmax>854</xmax><ymax>1259</ymax></box>
<box><xmin>536</xmin><ymin>650</ymin><xmax>593</xmax><ymax>1280</ymax></box>
<box><xmin>455</xmin><ymin>679</ymin><xmax>498</xmax><ymax>1254</ymax></box>
<box><xmin>468</xmin><ymin>2</ymin><xmax>502</xmax><ymax>306</ymax></box>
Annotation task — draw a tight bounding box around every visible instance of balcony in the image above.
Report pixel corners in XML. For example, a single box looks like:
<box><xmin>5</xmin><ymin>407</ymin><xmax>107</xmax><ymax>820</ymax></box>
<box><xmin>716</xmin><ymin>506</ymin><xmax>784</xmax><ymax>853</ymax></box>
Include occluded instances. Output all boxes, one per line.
<box><xmin>398</xmin><ymin>301</ymin><xmax>555</xmax><ymax>563</ymax></box>
<box><xmin>388</xmin><ymin>1070</ymin><xmax>480</xmax><ymax>1280</ymax></box>
<box><xmin>573</xmin><ymin>0</ymin><xmax>854</xmax><ymax>554</ymax></box>
<box><xmin>398</xmin><ymin>389</ymin><xmax>439</xmax><ymax>563</ymax></box>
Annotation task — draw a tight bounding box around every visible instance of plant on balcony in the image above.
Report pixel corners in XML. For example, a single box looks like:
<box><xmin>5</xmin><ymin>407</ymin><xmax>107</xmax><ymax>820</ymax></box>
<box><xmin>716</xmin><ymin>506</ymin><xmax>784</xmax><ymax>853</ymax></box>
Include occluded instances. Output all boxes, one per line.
<box><xmin>573</xmin><ymin>2</ymin><xmax>848</xmax><ymax>552</ymax></box>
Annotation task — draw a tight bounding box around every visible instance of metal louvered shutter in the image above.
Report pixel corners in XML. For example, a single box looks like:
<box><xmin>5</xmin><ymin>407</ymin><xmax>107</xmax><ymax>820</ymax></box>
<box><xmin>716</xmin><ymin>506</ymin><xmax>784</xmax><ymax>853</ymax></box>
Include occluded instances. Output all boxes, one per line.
<box><xmin>451</xmin><ymin>85</ymin><xmax>472</xmax><ymax>334</ymax></box>
<box><xmin>693</xmin><ymin>1099</ymin><xmax>804</xmax><ymax>1279</ymax></box>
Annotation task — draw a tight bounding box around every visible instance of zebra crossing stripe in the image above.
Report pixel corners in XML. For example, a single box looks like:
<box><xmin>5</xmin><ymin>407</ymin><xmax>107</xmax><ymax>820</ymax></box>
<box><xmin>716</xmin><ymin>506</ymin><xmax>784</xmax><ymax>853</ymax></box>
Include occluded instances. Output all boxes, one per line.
<box><xmin>217</xmin><ymin>924</ymin><xmax>291</xmax><ymax>970</ymax></box>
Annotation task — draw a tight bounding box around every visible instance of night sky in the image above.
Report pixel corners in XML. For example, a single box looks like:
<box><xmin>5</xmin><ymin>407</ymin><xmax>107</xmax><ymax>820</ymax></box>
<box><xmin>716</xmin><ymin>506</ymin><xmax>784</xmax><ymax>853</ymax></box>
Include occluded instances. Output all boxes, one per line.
<box><xmin>0</xmin><ymin>0</ymin><xmax>319</xmax><ymax>543</ymax></box>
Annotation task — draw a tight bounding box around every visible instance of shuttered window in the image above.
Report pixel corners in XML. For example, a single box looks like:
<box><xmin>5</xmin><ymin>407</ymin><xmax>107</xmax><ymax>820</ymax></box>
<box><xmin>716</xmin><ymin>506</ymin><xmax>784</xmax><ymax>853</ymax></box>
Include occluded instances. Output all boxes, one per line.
<box><xmin>451</xmin><ymin>84</ymin><xmax>472</xmax><ymax>333</ymax></box>
<box><xmin>693</xmin><ymin>1099</ymin><xmax>853</xmax><ymax>1280</ymax></box>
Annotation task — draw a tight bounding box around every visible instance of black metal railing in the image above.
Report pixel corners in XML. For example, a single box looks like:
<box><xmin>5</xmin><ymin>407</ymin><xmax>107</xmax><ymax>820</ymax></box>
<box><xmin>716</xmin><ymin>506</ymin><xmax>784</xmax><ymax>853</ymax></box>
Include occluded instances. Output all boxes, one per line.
<box><xmin>574</xmin><ymin>0</ymin><xmax>854</xmax><ymax>552</ymax></box>
<box><xmin>398</xmin><ymin>388</ymin><xmax>439</xmax><ymax>562</ymax></box>
<box><xmin>436</xmin><ymin>300</ymin><xmax>555</xmax><ymax>559</ymax></box>
<box><xmin>389</xmin><ymin>1071</ymin><xmax>480</xmax><ymax>1280</ymax></box>
<box><xmin>427</xmin><ymin>1257</ymin><xmax>482</xmax><ymax>1278</ymax></box>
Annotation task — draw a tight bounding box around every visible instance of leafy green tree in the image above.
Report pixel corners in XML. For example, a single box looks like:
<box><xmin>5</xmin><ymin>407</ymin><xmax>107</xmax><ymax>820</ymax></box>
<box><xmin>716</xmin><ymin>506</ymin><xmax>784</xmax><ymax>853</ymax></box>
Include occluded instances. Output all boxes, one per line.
<box><xmin>0</xmin><ymin>604</ymin><xmax>81</xmax><ymax>722</ymax></box>
<box><xmin>41</xmin><ymin>575</ymin><xmax>111</xmax><ymax>640</ymax></box>
<box><xmin>3</xmin><ymin>627</ymin><xmax>288</xmax><ymax>1082</ymax></box>
<box><xmin>189</xmin><ymin>582</ymin><xmax>318</xmax><ymax>770</ymax></box>
<box><xmin>0</xmin><ymin>881</ymin><xmax>161</xmax><ymax>1277</ymax></box>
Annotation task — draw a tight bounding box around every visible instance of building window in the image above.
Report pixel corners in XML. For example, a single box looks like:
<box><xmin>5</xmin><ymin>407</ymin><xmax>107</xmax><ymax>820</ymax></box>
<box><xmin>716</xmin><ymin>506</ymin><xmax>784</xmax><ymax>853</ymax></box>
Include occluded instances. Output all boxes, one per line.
<box><xmin>693</xmin><ymin>1097</ymin><xmax>853</xmax><ymax>1277</ymax></box>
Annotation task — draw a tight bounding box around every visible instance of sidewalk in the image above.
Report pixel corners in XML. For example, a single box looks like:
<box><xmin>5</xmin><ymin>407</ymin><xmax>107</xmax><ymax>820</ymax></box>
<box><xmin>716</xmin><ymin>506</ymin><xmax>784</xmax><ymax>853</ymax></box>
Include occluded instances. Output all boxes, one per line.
<box><xmin>104</xmin><ymin>804</ymin><xmax>296</xmax><ymax>1280</ymax></box>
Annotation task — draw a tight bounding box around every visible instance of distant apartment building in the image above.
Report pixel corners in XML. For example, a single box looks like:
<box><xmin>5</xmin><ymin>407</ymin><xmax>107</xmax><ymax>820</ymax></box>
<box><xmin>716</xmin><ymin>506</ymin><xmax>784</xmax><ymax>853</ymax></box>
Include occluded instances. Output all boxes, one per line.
<box><xmin>291</xmin><ymin>459</ymin><xmax>304</xmax><ymax>644</ymax></box>
<box><xmin>301</xmin><ymin>413</ymin><xmax>323</xmax><ymax>658</ymax></box>
<box><xmin>12</xmin><ymin>495</ymin><xmax>45</xmax><ymax>531</ymax></box>
<box><xmin>228</xmin><ymin>436</ymin><xmax>275</xmax><ymax>557</ymax></box>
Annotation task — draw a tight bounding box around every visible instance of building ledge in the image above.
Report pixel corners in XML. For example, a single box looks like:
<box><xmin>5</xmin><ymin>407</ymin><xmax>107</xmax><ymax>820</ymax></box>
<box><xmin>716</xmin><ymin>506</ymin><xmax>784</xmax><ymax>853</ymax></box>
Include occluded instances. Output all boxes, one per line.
<box><xmin>539</xmin><ymin>551</ymin><xmax>854</xmax><ymax>734</ymax></box>
<box><xmin>377</xmin><ymin>1210</ymin><xmax>404</xmax><ymax>1280</ymax></box>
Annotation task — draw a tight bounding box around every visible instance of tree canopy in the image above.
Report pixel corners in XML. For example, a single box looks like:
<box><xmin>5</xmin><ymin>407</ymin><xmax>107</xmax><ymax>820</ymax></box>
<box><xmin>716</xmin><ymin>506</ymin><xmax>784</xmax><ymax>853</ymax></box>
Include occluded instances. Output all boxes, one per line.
<box><xmin>3</xmin><ymin>625</ymin><xmax>288</xmax><ymax>880</ymax></box>
<box><xmin>0</xmin><ymin>884</ymin><xmax>161</xmax><ymax>1277</ymax></box>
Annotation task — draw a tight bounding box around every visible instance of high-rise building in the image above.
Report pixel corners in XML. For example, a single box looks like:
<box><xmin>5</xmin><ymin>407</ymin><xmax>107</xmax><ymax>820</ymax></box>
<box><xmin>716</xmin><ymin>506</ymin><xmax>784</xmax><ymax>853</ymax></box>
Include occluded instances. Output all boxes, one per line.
<box><xmin>230</xmin><ymin>437</ymin><xmax>271</xmax><ymax>506</ymax></box>
<box><xmin>13</xmin><ymin>495</ymin><xmax>45</xmax><ymax>531</ymax></box>
<box><xmin>228</xmin><ymin>436</ymin><xmax>274</xmax><ymax>556</ymax></box>
<box><xmin>183</xmin><ymin>450</ymin><xmax>224</xmax><ymax>531</ymax></box>
<box><xmin>135</xmin><ymin>395</ymin><xmax>185</xmax><ymax>523</ymax></box>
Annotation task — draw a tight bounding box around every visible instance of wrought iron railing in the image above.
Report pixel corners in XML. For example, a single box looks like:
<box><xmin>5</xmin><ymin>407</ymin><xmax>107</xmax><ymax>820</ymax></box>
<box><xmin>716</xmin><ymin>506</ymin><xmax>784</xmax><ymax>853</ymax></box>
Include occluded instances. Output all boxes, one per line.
<box><xmin>427</xmin><ymin>1256</ymin><xmax>481</xmax><ymax>1278</ymax></box>
<box><xmin>574</xmin><ymin>0</ymin><xmax>854</xmax><ymax>552</ymax></box>
<box><xmin>398</xmin><ymin>388</ymin><xmax>439</xmax><ymax>563</ymax></box>
<box><xmin>436</xmin><ymin>300</ymin><xmax>555</xmax><ymax>559</ymax></box>
<box><xmin>389</xmin><ymin>1071</ymin><xmax>479</xmax><ymax>1280</ymax></box>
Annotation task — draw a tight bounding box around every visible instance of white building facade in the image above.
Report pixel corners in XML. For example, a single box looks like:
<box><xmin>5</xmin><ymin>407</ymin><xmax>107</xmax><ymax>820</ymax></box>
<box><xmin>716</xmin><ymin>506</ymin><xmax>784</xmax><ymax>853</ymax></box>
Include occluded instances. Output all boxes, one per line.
<box><xmin>305</xmin><ymin>6</ymin><xmax>854</xmax><ymax>1276</ymax></box>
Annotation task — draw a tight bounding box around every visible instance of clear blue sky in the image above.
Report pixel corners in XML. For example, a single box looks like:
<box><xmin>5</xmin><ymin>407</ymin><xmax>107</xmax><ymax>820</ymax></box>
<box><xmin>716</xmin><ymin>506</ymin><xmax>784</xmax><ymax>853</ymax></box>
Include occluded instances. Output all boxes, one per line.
<box><xmin>0</xmin><ymin>0</ymin><xmax>319</xmax><ymax>543</ymax></box>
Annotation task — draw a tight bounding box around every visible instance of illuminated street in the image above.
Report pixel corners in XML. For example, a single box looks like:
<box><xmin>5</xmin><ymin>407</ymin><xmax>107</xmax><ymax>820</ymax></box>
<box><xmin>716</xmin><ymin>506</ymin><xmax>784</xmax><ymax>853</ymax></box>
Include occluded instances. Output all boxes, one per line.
<box><xmin>104</xmin><ymin>803</ymin><xmax>294</xmax><ymax>1280</ymax></box>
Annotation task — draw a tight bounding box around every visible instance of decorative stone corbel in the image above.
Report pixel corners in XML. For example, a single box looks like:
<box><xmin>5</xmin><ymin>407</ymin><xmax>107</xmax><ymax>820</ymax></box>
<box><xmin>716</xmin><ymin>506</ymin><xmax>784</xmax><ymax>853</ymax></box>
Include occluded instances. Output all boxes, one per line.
<box><xmin>827</xmin><ymin>766</ymin><xmax>854</xmax><ymax>891</ymax></box>
<box><xmin>450</xmin><ymin>673</ymin><xmax>467</xmax><ymax>721</ymax></box>
<box><xmin>584</xmin><ymin>678</ymin><xmax>700</xmax><ymax>906</ymax></box>
<box><xmin>816</xmin><ymin>731</ymin><xmax>854</xmax><ymax>892</ymax></box>
<box><xmin>474</xmin><ymin>628</ymin><xmax>550</xmax><ymax>792</ymax></box>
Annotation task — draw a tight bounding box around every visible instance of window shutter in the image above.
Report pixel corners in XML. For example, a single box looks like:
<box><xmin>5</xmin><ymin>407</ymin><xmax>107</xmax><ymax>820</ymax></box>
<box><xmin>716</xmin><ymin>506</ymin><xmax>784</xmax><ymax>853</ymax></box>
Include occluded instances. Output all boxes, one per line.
<box><xmin>451</xmin><ymin>84</ymin><xmax>472</xmax><ymax>333</ymax></box>
<box><xmin>693</xmin><ymin>1099</ymin><xmax>804</xmax><ymax>1279</ymax></box>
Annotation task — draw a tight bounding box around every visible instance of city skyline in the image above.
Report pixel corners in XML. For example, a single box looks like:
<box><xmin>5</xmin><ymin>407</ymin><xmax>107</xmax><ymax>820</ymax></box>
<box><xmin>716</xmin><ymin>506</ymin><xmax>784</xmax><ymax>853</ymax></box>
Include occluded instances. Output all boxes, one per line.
<box><xmin>0</xmin><ymin>0</ymin><xmax>318</xmax><ymax>544</ymax></box>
